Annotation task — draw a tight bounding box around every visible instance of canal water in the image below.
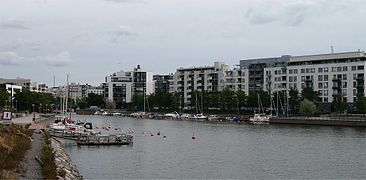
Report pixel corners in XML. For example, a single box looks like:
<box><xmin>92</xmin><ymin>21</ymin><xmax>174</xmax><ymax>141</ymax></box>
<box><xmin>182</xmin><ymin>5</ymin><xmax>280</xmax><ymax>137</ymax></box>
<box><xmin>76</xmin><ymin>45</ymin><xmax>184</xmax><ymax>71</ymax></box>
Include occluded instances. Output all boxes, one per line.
<box><xmin>63</xmin><ymin>115</ymin><xmax>366</xmax><ymax>179</ymax></box>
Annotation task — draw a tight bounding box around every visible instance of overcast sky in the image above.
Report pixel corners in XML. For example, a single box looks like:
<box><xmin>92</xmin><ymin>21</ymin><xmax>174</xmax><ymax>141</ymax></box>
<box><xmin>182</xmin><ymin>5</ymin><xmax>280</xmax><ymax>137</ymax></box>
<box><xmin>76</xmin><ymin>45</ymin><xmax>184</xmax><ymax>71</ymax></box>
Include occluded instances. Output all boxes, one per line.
<box><xmin>1</xmin><ymin>0</ymin><xmax>365</xmax><ymax>86</ymax></box>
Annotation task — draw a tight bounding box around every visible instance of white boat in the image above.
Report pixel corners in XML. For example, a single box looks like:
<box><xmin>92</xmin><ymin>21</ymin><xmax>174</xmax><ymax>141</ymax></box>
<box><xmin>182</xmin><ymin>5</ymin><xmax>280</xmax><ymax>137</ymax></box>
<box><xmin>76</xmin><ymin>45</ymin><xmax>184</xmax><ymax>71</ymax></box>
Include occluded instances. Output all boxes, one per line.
<box><xmin>164</xmin><ymin>112</ymin><xmax>180</xmax><ymax>119</ymax></box>
<box><xmin>249</xmin><ymin>94</ymin><xmax>270</xmax><ymax>124</ymax></box>
<box><xmin>249</xmin><ymin>113</ymin><xmax>269</xmax><ymax>124</ymax></box>
<box><xmin>191</xmin><ymin>113</ymin><xmax>207</xmax><ymax>120</ymax></box>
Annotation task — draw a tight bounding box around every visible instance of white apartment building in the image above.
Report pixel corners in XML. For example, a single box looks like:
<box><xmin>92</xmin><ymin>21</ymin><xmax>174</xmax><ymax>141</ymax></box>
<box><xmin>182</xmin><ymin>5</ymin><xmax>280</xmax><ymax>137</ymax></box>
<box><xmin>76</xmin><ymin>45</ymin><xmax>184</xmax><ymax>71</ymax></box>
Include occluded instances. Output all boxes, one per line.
<box><xmin>264</xmin><ymin>51</ymin><xmax>366</xmax><ymax>104</ymax></box>
<box><xmin>30</xmin><ymin>82</ymin><xmax>48</xmax><ymax>93</ymax></box>
<box><xmin>224</xmin><ymin>68</ymin><xmax>249</xmax><ymax>93</ymax></box>
<box><xmin>173</xmin><ymin>62</ymin><xmax>249</xmax><ymax>106</ymax></box>
<box><xmin>105</xmin><ymin>65</ymin><xmax>154</xmax><ymax>108</ymax></box>
<box><xmin>87</xmin><ymin>86</ymin><xmax>104</xmax><ymax>96</ymax></box>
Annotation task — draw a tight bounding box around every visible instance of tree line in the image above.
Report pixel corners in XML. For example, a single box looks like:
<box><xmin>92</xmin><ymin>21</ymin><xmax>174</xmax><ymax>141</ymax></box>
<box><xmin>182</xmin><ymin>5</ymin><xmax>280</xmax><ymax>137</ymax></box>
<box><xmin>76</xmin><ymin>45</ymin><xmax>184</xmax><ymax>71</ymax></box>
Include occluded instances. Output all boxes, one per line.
<box><xmin>1</xmin><ymin>87</ymin><xmax>366</xmax><ymax>115</ymax></box>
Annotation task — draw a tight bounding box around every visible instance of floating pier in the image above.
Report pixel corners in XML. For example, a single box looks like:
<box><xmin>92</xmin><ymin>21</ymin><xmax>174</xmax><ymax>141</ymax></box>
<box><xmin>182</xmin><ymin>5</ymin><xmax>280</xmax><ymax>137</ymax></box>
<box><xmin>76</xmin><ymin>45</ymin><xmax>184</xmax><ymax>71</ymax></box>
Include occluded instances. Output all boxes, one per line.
<box><xmin>48</xmin><ymin>129</ymin><xmax>133</xmax><ymax>145</ymax></box>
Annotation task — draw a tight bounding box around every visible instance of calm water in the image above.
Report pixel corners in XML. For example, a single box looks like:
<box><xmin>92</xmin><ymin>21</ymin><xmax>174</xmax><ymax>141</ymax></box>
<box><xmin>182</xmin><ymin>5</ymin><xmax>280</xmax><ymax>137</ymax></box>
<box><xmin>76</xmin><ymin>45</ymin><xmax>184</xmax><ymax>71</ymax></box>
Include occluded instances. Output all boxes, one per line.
<box><xmin>63</xmin><ymin>115</ymin><xmax>366</xmax><ymax>179</ymax></box>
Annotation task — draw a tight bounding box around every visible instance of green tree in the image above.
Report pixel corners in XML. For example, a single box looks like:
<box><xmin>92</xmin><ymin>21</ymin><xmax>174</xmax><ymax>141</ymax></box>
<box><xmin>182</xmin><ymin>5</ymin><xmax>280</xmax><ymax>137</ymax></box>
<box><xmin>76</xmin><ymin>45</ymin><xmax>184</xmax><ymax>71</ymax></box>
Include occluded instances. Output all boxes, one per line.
<box><xmin>0</xmin><ymin>89</ymin><xmax>9</xmax><ymax>107</ymax></box>
<box><xmin>301</xmin><ymin>87</ymin><xmax>320</xmax><ymax>103</ymax></box>
<box><xmin>299</xmin><ymin>99</ymin><xmax>316</xmax><ymax>116</ymax></box>
<box><xmin>289</xmin><ymin>88</ymin><xmax>300</xmax><ymax>113</ymax></box>
<box><xmin>236</xmin><ymin>90</ymin><xmax>247</xmax><ymax>113</ymax></box>
<box><xmin>332</xmin><ymin>94</ymin><xmax>347</xmax><ymax>113</ymax></box>
<box><xmin>86</xmin><ymin>93</ymin><xmax>104</xmax><ymax>107</ymax></box>
<box><xmin>247</xmin><ymin>91</ymin><xmax>270</xmax><ymax>112</ymax></box>
<box><xmin>355</xmin><ymin>96</ymin><xmax>366</xmax><ymax>114</ymax></box>
<box><xmin>105</xmin><ymin>99</ymin><xmax>116</xmax><ymax>110</ymax></box>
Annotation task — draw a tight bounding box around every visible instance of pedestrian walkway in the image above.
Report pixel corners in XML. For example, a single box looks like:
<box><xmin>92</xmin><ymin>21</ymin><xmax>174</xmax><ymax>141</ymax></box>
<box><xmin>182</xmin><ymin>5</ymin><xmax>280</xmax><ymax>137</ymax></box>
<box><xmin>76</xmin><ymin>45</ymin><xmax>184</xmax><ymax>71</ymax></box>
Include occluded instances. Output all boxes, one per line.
<box><xmin>12</xmin><ymin>114</ymin><xmax>39</xmax><ymax>125</ymax></box>
<box><xmin>17</xmin><ymin>132</ymin><xmax>44</xmax><ymax>179</ymax></box>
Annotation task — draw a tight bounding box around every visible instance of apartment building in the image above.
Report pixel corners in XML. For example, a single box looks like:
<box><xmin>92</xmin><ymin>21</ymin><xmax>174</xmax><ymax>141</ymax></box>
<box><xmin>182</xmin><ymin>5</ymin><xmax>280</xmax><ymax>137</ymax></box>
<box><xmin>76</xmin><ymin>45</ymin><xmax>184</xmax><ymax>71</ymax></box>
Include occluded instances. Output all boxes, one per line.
<box><xmin>153</xmin><ymin>74</ymin><xmax>173</xmax><ymax>94</ymax></box>
<box><xmin>105</xmin><ymin>65</ymin><xmax>154</xmax><ymax>108</ymax></box>
<box><xmin>30</xmin><ymin>82</ymin><xmax>48</xmax><ymax>93</ymax></box>
<box><xmin>264</xmin><ymin>51</ymin><xmax>366</xmax><ymax>105</ymax></box>
<box><xmin>172</xmin><ymin>62</ymin><xmax>249</xmax><ymax>106</ymax></box>
<box><xmin>224</xmin><ymin>67</ymin><xmax>249</xmax><ymax>93</ymax></box>
<box><xmin>240</xmin><ymin>56</ymin><xmax>290</xmax><ymax>93</ymax></box>
<box><xmin>0</xmin><ymin>78</ymin><xmax>31</xmax><ymax>90</ymax></box>
<box><xmin>87</xmin><ymin>86</ymin><xmax>104</xmax><ymax>96</ymax></box>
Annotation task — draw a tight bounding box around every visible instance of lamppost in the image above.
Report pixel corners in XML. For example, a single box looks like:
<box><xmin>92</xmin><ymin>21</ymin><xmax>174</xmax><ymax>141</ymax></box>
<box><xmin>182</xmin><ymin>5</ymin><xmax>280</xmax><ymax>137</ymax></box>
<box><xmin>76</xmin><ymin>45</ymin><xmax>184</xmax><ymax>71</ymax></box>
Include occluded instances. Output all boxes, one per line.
<box><xmin>32</xmin><ymin>104</ymin><xmax>35</xmax><ymax>121</ymax></box>
<box><xmin>233</xmin><ymin>94</ymin><xmax>239</xmax><ymax>114</ymax></box>
<box><xmin>15</xmin><ymin>100</ymin><xmax>18</xmax><ymax>115</ymax></box>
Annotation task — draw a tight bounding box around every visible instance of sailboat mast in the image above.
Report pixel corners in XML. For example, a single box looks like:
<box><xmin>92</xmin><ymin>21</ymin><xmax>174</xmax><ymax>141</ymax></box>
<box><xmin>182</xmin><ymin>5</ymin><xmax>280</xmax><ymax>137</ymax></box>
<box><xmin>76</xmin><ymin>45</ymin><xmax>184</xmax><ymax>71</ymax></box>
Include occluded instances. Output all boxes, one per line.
<box><xmin>195</xmin><ymin>91</ymin><xmax>198</xmax><ymax>113</ymax></box>
<box><xmin>65</xmin><ymin>75</ymin><xmax>69</xmax><ymax>115</ymax></box>
<box><xmin>143</xmin><ymin>88</ymin><xmax>146</xmax><ymax>112</ymax></box>
<box><xmin>276</xmin><ymin>91</ymin><xmax>279</xmax><ymax>117</ymax></box>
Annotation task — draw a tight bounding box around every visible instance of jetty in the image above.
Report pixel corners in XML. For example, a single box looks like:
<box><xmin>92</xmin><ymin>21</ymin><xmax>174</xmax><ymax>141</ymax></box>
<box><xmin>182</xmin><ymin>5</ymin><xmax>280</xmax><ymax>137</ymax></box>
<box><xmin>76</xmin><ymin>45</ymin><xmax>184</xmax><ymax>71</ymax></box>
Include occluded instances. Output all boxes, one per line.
<box><xmin>48</xmin><ymin>129</ymin><xmax>133</xmax><ymax>145</ymax></box>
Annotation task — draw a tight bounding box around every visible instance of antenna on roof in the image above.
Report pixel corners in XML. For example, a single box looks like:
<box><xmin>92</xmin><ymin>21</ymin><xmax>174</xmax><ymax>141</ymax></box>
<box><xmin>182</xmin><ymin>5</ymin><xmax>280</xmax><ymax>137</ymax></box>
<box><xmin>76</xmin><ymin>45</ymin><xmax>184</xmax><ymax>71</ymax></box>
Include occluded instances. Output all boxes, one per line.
<box><xmin>331</xmin><ymin>46</ymin><xmax>334</xmax><ymax>54</ymax></box>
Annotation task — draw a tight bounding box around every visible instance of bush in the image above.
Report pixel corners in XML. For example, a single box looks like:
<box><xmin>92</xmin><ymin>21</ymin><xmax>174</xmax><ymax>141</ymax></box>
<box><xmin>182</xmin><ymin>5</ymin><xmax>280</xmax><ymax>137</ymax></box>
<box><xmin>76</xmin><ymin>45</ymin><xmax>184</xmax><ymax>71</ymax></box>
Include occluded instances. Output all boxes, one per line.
<box><xmin>39</xmin><ymin>132</ymin><xmax>57</xmax><ymax>179</ymax></box>
<box><xmin>299</xmin><ymin>99</ymin><xmax>316</xmax><ymax>116</ymax></box>
<box><xmin>0</xmin><ymin>124</ymin><xmax>32</xmax><ymax>178</ymax></box>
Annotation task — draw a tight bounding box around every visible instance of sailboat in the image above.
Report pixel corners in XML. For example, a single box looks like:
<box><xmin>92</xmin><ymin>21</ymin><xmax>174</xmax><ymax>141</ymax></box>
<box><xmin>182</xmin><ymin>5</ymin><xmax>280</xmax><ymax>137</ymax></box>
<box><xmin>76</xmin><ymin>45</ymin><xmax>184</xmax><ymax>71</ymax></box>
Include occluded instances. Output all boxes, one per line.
<box><xmin>191</xmin><ymin>91</ymin><xmax>207</xmax><ymax>120</ymax></box>
<box><xmin>249</xmin><ymin>94</ymin><xmax>269</xmax><ymax>124</ymax></box>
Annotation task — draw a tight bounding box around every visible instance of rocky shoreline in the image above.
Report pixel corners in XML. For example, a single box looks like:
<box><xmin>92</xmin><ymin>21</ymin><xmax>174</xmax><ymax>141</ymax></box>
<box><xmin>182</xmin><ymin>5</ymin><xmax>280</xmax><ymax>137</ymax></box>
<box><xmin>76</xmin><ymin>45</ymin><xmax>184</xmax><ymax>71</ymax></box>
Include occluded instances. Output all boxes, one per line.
<box><xmin>50</xmin><ymin>138</ymin><xmax>83</xmax><ymax>180</ymax></box>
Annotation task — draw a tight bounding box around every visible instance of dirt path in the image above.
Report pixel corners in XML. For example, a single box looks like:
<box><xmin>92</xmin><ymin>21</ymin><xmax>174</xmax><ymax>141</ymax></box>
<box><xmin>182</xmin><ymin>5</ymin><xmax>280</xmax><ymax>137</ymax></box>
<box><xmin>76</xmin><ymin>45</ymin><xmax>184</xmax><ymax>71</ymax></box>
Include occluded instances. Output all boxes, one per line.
<box><xmin>17</xmin><ymin>131</ymin><xmax>44</xmax><ymax>179</ymax></box>
<box><xmin>17</xmin><ymin>118</ymin><xmax>53</xmax><ymax>179</ymax></box>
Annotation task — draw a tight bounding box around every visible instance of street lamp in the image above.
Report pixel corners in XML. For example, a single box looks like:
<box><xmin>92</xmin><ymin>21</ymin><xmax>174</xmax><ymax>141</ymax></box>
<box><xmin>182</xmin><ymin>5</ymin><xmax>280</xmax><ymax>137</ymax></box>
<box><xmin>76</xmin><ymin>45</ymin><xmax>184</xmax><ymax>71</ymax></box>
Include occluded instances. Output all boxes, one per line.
<box><xmin>32</xmin><ymin>104</ymin><xmax>35</xmax><ymax>121</ymax></box>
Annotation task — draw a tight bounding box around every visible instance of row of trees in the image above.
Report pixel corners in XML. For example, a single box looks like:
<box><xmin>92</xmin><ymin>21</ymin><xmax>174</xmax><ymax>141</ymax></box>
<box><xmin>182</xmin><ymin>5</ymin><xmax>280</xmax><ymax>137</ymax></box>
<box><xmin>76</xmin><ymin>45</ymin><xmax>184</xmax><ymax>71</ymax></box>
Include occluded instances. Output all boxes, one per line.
<box><xmin>1</xmin><ymin>87</ymin><xmax>366</xmax><ymax>115</ymax></box>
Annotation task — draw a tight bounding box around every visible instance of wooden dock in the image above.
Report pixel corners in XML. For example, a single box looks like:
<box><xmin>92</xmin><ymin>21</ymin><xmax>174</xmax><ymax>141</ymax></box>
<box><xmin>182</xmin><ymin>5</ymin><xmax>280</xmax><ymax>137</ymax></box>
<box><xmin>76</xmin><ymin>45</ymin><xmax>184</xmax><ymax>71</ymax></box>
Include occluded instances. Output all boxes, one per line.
<box><xmin>48</xmin><ymin>129</ymin><xmax>133</xmax><ymax>145</ymax></box>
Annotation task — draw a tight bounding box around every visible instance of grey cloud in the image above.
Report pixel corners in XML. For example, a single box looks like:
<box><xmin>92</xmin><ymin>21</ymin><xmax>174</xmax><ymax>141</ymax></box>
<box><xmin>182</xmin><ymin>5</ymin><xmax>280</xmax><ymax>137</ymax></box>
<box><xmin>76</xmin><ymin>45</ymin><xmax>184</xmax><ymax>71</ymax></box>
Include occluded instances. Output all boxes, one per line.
<box><xmin>110</xmin><ymin>25</ymin><xmax>137</xmax><ymax>43</ymax></box>
<box><xmin>103</xmin><ymin>0</ymin><xmax>145</xmax><ymax>3</ymax></box>
<box><xmin>0</xmin><ymin>19</ymin><xmax>30</xmax><ymax>30</ymax></box>
<box><xmin>0</xmin><ymin>39</ymin><xmax>42</xmax><ymax>51</ymax></box>
<box><xmin>0</xmin><ymin>51</ymin><xmax>72</xmax><ymax>67</ymax></box>
<box><xmin>245</xmin><ymin>0</ymin><xmax>356</xmax><ymax>26</ymax></box>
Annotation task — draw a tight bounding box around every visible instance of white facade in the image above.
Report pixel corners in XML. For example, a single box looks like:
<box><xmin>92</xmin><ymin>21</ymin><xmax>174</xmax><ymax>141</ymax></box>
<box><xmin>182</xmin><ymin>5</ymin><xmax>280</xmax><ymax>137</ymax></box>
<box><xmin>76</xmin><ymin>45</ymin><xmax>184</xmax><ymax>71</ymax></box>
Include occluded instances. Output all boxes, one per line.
<box><xmin>30</xmin><ymin>82</ymin><xmax>47</xmax><ymax>93</ymax></box>
<box><xmin>173</xmin><ymin>62</ymin><xmax>249</xmax><ymax>105</ymax></box>
<box><xmin>87</xmin><ymin>87</ymin><xmax>104</xmax><ymax>96</ymax></box>
<box><xmin>264</xmin><ymin>51</ymin><xmax>366</xmax><ymax>103</ymax></box>
<box><xmin>4</xmin><ymin>84</ymin><xmax>22</xmax><ymax>97</ymax></box>
<box><xmin>224</xmin><ymin>68</ymin><xmax>249</xmax><ymax>93</ymax></box>
<box><xmin>105</xmin><ymin>65</ymin><xmax>154</xmax><ymax>108</ymax></box>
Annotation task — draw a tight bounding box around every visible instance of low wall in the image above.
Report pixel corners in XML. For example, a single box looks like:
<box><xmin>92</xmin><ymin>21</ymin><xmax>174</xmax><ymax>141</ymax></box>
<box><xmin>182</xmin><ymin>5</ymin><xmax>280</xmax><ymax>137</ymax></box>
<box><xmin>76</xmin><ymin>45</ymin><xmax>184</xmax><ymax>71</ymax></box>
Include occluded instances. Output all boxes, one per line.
<box><xmin>50</xmin><ymin>138</ymin><xmax>83</xmax><ymax>180</ymax></box>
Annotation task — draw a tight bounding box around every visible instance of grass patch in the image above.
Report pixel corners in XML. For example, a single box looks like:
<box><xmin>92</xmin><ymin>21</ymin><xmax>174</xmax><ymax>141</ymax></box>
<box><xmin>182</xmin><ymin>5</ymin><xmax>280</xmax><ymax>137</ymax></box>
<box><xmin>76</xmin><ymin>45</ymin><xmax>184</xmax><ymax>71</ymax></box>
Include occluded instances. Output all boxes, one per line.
<box><xmin>39</xmin><ymin>131</ymin><xmax>57</xmax><ymax>179</ymax></box>
<box><xmin>0</xmin><ymin>124</ymin><xmax>32</xmax><ymax>179</ymax></box>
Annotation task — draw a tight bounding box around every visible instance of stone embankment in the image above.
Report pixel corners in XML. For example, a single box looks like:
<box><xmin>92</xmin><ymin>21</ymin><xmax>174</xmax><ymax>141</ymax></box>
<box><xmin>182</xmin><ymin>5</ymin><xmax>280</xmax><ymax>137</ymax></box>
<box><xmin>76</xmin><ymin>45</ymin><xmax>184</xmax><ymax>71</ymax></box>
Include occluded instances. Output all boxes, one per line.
<box><xmin>50</xmin><ymin>138</ymin><xmax>83</xmax><ymax>180</ymax></box>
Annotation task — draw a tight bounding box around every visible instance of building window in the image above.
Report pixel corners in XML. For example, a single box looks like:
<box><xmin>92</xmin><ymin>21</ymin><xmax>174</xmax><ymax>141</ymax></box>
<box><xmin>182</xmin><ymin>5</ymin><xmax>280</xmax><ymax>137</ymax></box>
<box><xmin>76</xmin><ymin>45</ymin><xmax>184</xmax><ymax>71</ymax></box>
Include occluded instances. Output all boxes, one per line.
<box><xmin>311</xmin><ymin>68</ymin><xmax>315</xmax><ymax>73</ymax></box>
<box><xmin>306</xmin><ymin>69</ymin><xmax>310</xmax><ymax>73</ymax></box>
<box><xmin>337</xmin><ymin>67</ymin><xmax>342</xmax><ymax>72</ymax></box>
<box><xmin>318</xmin><ymin>75</ymin><xmax>323</xmax><ymax>81</ymax></box>
<box><xmin>342</xmin><ymin>74</ymin><xmax>347</xmax><ymax>80</ymax></box>
<box><xmin>324</xmin><ymin>67</ymin><xmax>328</xmax><ymax>72</ymax></box>
<box><xmin>324</xmin><ymin>97</ymin><xmax>328</xmax><ymax>102</ymax></box>
<box><xmin>324</xmin><ymin>75</ymin><xmax>328</xmax><ymax>81</ymax></box>
<box><xmin>343</xmin><ymin>66</ymin><xmax>348</xmax><ymax>71</ymax></box>
<box><xmin>332</xmin><ymin>67</ymin><xmax>337</xmax><ymax>72</ymax></box>
<box><xmin>318</xmin><ymin>90</ymin><xmax>323</xmax><ymax>96</ymax></box>
<box><xmin>358</xmin><ymin>66</ymin><xmax>364</xmax><ymax>70</ymax></box>
<box><xmin>324</xmin><ymin>82</ymin><xmax>328</xmax><ymax>88</ymax></box>
<box><xmin>318</xmin><ymin>83</ymin><xmax>323</xmax><ymax>89</ymax></box>
<box><xmin>318</xmin><ymin>68</ymin><xmax>323</xmax><ymax>73</ymax></box>
<box><xmin>289</xmin><ymin>69</ymin><xmax>293</xmax><ymax>74</ymax></box>
<box><xmin>342</xmin><ymin>82</ymin><xmax>347</xmax><ymax>88</ymax></box>
<box><xmin>352</xmin><ymin>66</ymin><xmax>357</xmax><ymax>71</ymax></box>
<box><xmin>324</xmin><ymin>90</ymin><xmax>328</xmax><ymax>96</ymax></box>
<box><xmin>294</xmin><ymin>69</ymin><xmax>298</xmax><ymax>74</ymax></box>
